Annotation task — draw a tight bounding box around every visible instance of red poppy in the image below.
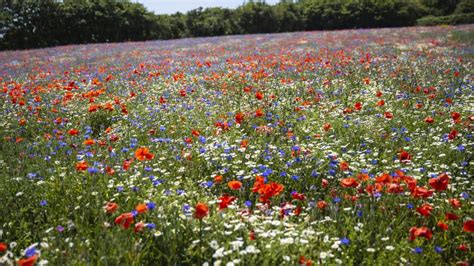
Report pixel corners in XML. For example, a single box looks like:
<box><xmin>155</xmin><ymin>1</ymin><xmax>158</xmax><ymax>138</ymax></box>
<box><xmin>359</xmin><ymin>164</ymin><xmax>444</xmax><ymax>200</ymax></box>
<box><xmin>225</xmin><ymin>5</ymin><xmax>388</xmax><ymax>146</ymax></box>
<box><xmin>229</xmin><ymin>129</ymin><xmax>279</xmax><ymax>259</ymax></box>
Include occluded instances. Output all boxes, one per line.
<box><xmin>255</xmin><ymin>91</ymin><xmax>264</xmax><ymax>100</ymax></box>
<box><xmin>122</xmin><ymin>159</ymin><xmax>133</xmax><ymax>170</ymax></box>
<box><xmin>240</xmin><ymin>139</ymin><xmax>248</xmax><ymax>148</ymax></box>
<box><xmin>256</xmin><ymin>181</ymin><xmax>284</xmax><ymax>203</ymax></box>
<box><xmin>135</xmin><ymin>203</ymin><xmax>148</xmax><ymax>214</ymax></box>
<box><xmin>321</xmin><ymin>179</ymin><xmax>329</xmax><ymax>188</ymax></box>
<box><xmin>343</xmin><ymin>108</ymin><xmax>353</xmax><ymax>114</ymax></box>
<box><xmin>448</xmin><ymin>129</ymin><xmax>458</xmax><ymax>140</ymax></box>
<box><xmin>409</xmin><ymin>226</ymin><xmax>432</xmax><ymax>241</ymax></box>
<box><xmin>75</xmin><ymin>161</ymin><xmax>88</xmax><ymax>171</ymax></box>
<box><xmin>255</xmin><ymin>108</ymin><xmax>264</xmax><ymax>117</ymax></box>
<box><xmin>354</xmin><ymin>102</ymin><xmax>362</xmax><ymax>110</ymax></box>
<box><xmin>424</xmin><ymin>117</ymin><xmax>434</xmax><ymax>123</ymax></box>
<box><xmin>228</xmin><ymin>180</ymin><xmax>242</xmax><ymax>190</ymax></box>
<box><xmin>68</xmin><ymin>128</ymin><xmax>79</xmax><ymax>135</ymax></box>
<box><xmin>191</xmin><ymin>129</ymin><xmax>200</xmax><ymax>137</ymax></box>
<box><xmin>134</xmin><ymin>221</ymin><xmax>145</xmax><ymax>233</ymax></box>
<box><xmin>399</xmin><ymin>150</ymin><xmax>411</xmax><ymax>163</ymax></box>
<box><xmin>18</xmin><ymin>255</ymin><xmax>37</xmax><ymax>266</ymax></box>
<box><xmin>384</xmin><ymin>112</ymin><xmax>393</xmax><ymax>119</ymax></box>
<box><xmin>251</xmin><ymin>175</ymin><xmax>265</xmax><ymax>193</ymax></box>
<box><xmin>463</xmin><ymin>220</ymin><xmax>474</xmax><ymax>233</ymax></box>
<box><xmin>83</xmin><ymin>139</ymin><xmax>95</xmax><ymax>145</ymax></box>
<box><xmin>0</xmin><ymin>242</ymin><xmax>7</xmax><ymax>253</ymax></box>
<box><xmin>445</xmin><ymin>212</ymin><xmax>459</xmax><ymax>221</ymax></box>
<box><xmin>214</xmin><ymin>175</ymin><xmax>223</xmax><ymax>183</ymax></box>
<box><xmin>387</xmin><ymin>183</ymin><xmax>404</xmax><ymax>194</ymax></box>
<box><xmin>429</xmin><ymin>173</ymin><xmax>449</xmax><ymax>191</ymax></box>
<box><xmin>356</xmin><ymin>173</ymin><xmax>369</xmax><ymax>181</ymax></box>
<box><xmin>416</xmin><ymin>203</ymin><xmax>433</xmax><ymax>217</ymax></box>
<box><xmin>105</xmin><ymin>166</ymin><xmax>115</xmax><ymax>176</ymax></box>
<box><xmin>411</xmin><ymin>186</ymin><xmax>434</xmax><ymax>198</ymax></box>
<box><xmin>88</xmin><ymin>104</ymin><xmax>100</xmax><ymax>112</ymax></box>
<box><xmin>449</xmin><ymin>198</ymin><xmax>461</xmax><ymax>209</ymax></box>
<box><xmin>323</xmin><ymin>123</ymin><xmax>331</xmax><ymax>132</ymax></box>
<box><xmin>376</xmin><ymin>100</ymin><xmax>385</xmax><ymax>106</ymax></box>
<box><xmin>218</xmin><ymin>194</ymin><xmax>236</xmax><ymax>210</ymax></box>
<box><xmin>104</xmin><ymin>202</ymin><xmax>118</xmax><ymax>214</ymax></box>
<box><xmin>339</xmin><ymin>161</ymin><xmax>349</xmax><ymax>171</ymax></box>
<box><xmin>458</xmin><ymin>244</ymin><xmax>469</xmax><ymax>252</ymax></box>
<box><xmin>115</xmin><ymin>213</ymin><xmax>134</xmax><ymax>229</ymax></box>
<box><xmin>451</xmin><ymin>112</ymin><xmax>461</xmax><ymax>123</ymax></box>
<box><xmin>135</xmin><ymin>147</ymin><xmax>154</xmax><ymax>161</ymax></box>
<box><xmin>341</xmin><ymin>178</ymin><xmax>358</xmax><ymax>188</ymax></box>
<box><xmin>375</xmin><ymin>173</ymin><xmax>392</xmax><ymax>184</ymax></box>
<box><xmin>437</xmin><ymin>221</ymin><xmax>448</xmax><ymax>231</ymax></box>
<box><xmin>235</xmin><ymin>112</ymin><xmax>244</xmax><ymax>124</ymax></box>
<box><xmin>317</xmin><ymin>200</ymin><xmax>327</xmax><ymax>210</ymax></box>
<box><xmin>159</xmin><ymin>96</ymin><xmax>166</xmax><ymax>104</ymax></box>
<box><xmin>299</xmin><ymin>255</ymin><xmax>313</xmax><ymax>266</ymax></box>
<box><xmin>292</xmin><ymin>192</ymin><xmax>306</xmax><ymax>201</ymax></box>
<box><xmin>194</xmin><ymin>202</ymin><xmax>209</xmax><ymax>219</ymax></box>
<box><xmin>249</xmin><ymin>230</ymin><xmax>256</xmax><ymax>240</ymax></box>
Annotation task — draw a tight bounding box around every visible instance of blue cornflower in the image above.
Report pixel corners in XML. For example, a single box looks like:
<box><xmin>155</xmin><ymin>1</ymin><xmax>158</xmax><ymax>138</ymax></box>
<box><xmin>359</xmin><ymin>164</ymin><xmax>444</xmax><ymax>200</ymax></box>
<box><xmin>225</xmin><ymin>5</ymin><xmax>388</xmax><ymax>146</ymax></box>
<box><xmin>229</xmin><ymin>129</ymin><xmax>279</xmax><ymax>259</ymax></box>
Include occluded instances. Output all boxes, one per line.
<box><xmin>198</xmin><ymin>136</ymin><xmax>206</xmax><ymax>144</ymax></box>
<box><xmin>413</xmin><ymin>247</ymin><xmax>423</xmax><ymax>254</ymax></box>
<box><xmin>87</xmin><ymin>167</ymin><xmax>98</xmax><ymax>174</ymax></box>
<box><xmin>183</xmin><ymin>204</ymin><xmax>191</xmax><ymax>213</ymax></box>
<box><xmin>340</xmin><ymin>237</ymin><xmax>350</xmax><ymax>245</ymax></box>
<box><xmin>146</xmin><ymin>202</ymin><xmax>156</xmax><ymax>210</ymax></box>
<box><xmin>146</xmin><ymin>223</ymin><xmax>156</xmax><ymax>229</ymax></box>
<box><xmin>25</xmin><ymin>247</ymin><xmax>36</xmax><ymax>258</ymax></box>
<box><xmin>40</xmin><ymin>200</ymin><xmax>47</xmax><ymax>206</ymax></box>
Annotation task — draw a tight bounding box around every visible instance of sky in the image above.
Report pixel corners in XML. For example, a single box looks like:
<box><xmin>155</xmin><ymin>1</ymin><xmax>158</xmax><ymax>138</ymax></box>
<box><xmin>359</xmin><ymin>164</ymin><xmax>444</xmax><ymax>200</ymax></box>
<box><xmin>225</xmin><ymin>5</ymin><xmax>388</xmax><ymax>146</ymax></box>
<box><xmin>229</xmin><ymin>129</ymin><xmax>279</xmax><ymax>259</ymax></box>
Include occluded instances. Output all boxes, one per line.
<box><xmin>135</xmin><ymin>0</ymin><xmax>280</xmax><ymax>15</ymax></box>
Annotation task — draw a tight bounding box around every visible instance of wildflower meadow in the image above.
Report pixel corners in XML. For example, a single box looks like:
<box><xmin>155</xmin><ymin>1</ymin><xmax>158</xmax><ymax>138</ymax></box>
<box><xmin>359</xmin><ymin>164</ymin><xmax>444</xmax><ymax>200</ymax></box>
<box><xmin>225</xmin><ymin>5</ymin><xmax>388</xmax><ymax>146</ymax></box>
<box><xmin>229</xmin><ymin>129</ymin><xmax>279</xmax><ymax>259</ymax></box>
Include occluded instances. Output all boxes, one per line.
<box><xmin>0</xmin><ymin>25</ymin><xmax>473</xmax><ymax>265</ymax></box>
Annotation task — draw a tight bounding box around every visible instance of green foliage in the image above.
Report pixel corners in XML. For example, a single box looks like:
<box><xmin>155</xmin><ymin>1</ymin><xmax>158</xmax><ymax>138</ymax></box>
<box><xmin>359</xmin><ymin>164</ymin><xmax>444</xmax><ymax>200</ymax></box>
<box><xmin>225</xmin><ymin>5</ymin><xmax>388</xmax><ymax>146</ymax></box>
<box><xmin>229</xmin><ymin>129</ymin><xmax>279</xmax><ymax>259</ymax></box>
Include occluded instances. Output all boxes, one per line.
<box><xmin>416</xmin><ymin>12</ymin><xmax>474</xmax><ymax>26</ymax></box>
<box><xmin>235</xmin><ymin>2</ymin><xmax>279</xmax><ymax>34</ymax></box>
<box><xmin>86</xmin><ymin>111</ymin><xmax>114</xmax><ymax>137</ymax></box>
<box><xmin>449</xmin><ymin>29</ymin><xmax>474</xmax><ymax>45</ymax></box>
<box><xmin>0</xmin><ymin>0</ymin><xmax>473</xmax><ymax>50</ymax></box>
<box><xmin>419</xmin><ymin>0</ymin><xmax>460</xmax><ymax>16</ymax></box>
<box><xmin>454</xmin><ymin>0</ymin><xmax>474</xmax><ymax>14</ymax></box>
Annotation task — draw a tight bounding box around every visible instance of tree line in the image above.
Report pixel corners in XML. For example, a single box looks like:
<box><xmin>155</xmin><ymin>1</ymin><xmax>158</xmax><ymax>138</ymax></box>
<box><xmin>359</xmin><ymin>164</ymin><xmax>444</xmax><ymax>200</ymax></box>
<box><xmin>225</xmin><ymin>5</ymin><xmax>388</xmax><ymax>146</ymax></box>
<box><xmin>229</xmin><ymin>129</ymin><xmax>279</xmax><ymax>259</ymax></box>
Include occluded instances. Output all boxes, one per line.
<box><xmin>1</xmin><ymin>0</ymin><xmax>472</xmax><ymax>50</ymax></box>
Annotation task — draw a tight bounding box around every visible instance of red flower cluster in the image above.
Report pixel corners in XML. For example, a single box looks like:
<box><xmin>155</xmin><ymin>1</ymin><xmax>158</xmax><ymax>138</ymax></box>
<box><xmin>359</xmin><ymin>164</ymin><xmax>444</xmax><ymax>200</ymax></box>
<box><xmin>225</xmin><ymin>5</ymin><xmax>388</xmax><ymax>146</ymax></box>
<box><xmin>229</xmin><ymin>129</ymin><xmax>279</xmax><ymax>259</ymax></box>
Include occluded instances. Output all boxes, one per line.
<box><xmin>428</xmin><ymin>173</ymin><xmax>449</xmax><ymax>191</ymax></box>
<box><xmin>135</xmin><ymin>147</ymin><xmax>154</xmax><ymax>161</ymax></box>
<box><xmin>252</xmin><ymin>175</ymin><xmax>284</xmax><ymax>203</ymax></box>
<box><xmin>409</xmin><ymin>226</ymin><xmax>432</xmax><ymax>241</ymax></box>
<box><xmin>194</xmin><ymin>202</ymin><xmax>209</xmax><ymax>219</ymax></box>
